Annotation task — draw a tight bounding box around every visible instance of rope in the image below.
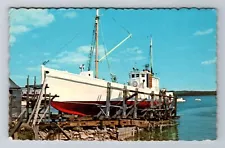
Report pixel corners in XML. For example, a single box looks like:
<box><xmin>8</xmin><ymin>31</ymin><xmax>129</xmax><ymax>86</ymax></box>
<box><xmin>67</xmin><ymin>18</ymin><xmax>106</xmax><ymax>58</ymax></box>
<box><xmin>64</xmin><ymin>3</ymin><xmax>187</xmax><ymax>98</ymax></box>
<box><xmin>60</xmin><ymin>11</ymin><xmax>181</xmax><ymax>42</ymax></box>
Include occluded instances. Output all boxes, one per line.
<box><xmin>111</xmin><ymin>17</ymin><xmax>130</xmax><ymax>35</ymax></box>
<box><xmin>99</xmin><ymin>19</ymin><xmax>112</xmax><ymax>78</ymax></box>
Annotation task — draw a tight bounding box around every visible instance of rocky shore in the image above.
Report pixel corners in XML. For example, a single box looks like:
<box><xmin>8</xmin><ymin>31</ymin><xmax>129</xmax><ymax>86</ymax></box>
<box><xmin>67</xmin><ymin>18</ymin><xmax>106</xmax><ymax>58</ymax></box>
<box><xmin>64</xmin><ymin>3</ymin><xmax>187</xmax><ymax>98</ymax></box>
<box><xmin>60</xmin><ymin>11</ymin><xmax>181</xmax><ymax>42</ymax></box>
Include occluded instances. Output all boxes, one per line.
<box><xmin>39</xmin><ymin>128</ymin><xmax>120</xmax><ymax>141</ymax></box>
<box><xmin>9</xmin><ymin>122</ymin><xmax>136</xmax><ymax>141</ymax></box>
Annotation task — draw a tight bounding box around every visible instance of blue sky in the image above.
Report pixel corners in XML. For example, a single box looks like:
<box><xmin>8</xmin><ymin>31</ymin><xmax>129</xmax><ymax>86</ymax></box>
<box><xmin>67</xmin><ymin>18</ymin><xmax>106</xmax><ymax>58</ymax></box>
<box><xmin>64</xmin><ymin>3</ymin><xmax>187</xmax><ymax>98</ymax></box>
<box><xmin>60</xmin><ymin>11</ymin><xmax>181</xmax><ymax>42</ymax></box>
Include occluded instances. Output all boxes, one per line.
<box><xmin>9</xmin><ymin>8</ymin><xmax>217</xmax><ymax>91</ymax></box>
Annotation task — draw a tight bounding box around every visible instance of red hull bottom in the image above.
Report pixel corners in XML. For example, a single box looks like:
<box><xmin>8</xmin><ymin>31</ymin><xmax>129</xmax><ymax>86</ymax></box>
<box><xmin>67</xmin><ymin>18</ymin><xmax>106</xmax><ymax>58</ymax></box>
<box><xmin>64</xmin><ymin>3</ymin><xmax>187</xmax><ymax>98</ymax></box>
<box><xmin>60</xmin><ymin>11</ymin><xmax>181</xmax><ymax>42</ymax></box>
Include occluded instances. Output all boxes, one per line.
<box><xmin>51</xmin><ymin>100</ymin><xmax>170</xmax><ymax>116</ymax></box>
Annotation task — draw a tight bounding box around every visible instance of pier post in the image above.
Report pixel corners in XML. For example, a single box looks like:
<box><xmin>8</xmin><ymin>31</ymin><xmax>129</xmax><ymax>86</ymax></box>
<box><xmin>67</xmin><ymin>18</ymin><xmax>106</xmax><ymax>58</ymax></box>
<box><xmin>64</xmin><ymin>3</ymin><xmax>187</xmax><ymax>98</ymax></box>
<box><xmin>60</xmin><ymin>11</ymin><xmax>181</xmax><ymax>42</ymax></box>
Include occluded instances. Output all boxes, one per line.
<box><xmin>133</xmin><ymin>88</ymin><xmax>138</xmax><ymax>119</ymax></box>
<box><xmin>48</xmin><ymin>93</ymin><xmax>51</xmax><ymax>123</ymax></box>
<box><xmin>158</xmin><ymin>91</ymin><xmax>162</xmax><ymax>120</ymax></box>
<box><xmin>122</xmin><ymin>86</ymin><xmax>127</xmax><ymax>118</ymax></box>
<box><xmin>44</xmin><ymin>79</ymin><xmax>47</xmax><ymax>121</ymax></box>
<box><xmin>174</xmin><ymin>95</ymin><xmax>177</xmax><ymax>117</ymax></box>
<box><xmin>33</xmin><ymin>125</ymin><xmax>39</xmax><ymax>140</ymax></box>
<box><xmin>26</xmin><ymin>75</ymin><xmax>30</xmax><ymax>122</ymax></box>
<box><xmin>33</xmin><ymin>76</ymin><xmax>36</xmax><ymax>99</ymax></box>
<box><xmin>106</xmin><ymin>82</ymin><xmax>111</xmax><ymax>119</ymax></box>
<box><xmin>150</xmin><ymin>91</ymin><xmax>154</xmax><ymax>119</ymax></box>
<box><xmin>168</xmin><ymin>94</ymin><xmax>172</xmax><ymax>118</ymax></box>
<box><xmin>162</xmin><ymin>91</ymin><xmax>167</xmax><ymax>119</ymax></box>
<box><xmin>9</xmin><ymin>95</ymin><xmax>12</xmax><ymax>123</ymax></box>
<box><xmin>150</xmin><ymin>91</ymin><xmax>154</xmax><ymax>109</ymax></box>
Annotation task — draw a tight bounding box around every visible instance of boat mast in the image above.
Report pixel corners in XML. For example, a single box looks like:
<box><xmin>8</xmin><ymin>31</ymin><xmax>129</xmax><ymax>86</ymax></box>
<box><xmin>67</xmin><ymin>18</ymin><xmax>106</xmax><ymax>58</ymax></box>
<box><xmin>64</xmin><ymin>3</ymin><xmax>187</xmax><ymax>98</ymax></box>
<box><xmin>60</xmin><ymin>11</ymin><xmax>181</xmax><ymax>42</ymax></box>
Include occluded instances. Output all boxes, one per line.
<box><xmin>95</xmin><ymin>9</ymin><xmax>100</xmax><ymax>78</ymax></box>
<box><xmin>150</xmin><ymin>35</ymin><xmax>153</xmax><ymax>74</ymax></box>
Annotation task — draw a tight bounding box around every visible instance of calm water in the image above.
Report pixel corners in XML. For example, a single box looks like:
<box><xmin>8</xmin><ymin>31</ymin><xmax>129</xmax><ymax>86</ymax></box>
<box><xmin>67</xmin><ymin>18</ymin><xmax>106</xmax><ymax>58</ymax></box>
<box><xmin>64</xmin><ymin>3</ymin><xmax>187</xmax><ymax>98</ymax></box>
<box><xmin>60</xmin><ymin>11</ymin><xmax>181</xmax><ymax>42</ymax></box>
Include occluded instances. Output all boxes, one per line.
<box><xmin>177</xmin><ymin>95</ymin><xmax>217</xmax><ymax>141</ymax></box>
<box><xmin>134</xmin><ymin>95</ymin><xmax>217</xmax><ymax>141</ymax></box>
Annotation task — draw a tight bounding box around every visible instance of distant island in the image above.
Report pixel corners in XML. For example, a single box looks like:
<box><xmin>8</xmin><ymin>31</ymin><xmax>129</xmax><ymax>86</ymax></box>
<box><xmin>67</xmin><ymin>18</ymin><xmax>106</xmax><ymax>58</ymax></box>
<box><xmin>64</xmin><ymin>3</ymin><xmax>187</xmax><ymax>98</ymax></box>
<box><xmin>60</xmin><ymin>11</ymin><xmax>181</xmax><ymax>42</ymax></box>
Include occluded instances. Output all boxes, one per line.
<box><xmin>170</xmin><ymin>90</ymin><xmax>217</xmax><ymax>96</ymax></box>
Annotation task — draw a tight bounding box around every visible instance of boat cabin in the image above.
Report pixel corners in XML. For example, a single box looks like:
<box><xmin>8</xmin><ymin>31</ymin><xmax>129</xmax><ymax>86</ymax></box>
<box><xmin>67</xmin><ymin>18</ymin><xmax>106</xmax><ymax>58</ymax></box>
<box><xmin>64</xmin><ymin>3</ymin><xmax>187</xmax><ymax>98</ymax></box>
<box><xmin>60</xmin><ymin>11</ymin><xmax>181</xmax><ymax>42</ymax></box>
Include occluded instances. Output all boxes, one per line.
<box><xmin>128</xmin><ymin>68</ymin><xmax>159</xmax><ymax>90</ymax></box>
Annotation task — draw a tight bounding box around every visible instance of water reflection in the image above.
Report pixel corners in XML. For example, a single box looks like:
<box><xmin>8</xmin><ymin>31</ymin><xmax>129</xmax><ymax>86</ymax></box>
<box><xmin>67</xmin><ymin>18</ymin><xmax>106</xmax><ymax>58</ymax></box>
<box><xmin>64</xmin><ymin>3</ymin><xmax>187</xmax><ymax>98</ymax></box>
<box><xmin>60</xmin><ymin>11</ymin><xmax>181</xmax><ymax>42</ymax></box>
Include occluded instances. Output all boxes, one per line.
<box><xmin>131</xmin><ymin>124</ymin><xmax>179</xmax><ymax>141</ymax></box>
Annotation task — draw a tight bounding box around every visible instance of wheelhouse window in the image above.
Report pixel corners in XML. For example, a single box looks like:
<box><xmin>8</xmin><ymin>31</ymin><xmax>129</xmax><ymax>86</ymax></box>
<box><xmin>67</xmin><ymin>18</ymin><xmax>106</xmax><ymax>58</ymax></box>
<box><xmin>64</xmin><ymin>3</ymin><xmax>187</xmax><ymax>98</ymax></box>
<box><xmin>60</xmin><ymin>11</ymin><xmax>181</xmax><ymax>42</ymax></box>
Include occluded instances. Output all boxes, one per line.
<box><xmin>141</xmin><ymin>74</ymin><xmax>145</xmax><ymax>77</ymax></box>
<box><xmin>136</xmin><ymin>74</ymin><xmax>139</xmax><ymax>77</ymax></box>
<box><xmin>131</xmin><ymin>74</ymin><xmax>135</xmax><ymax>78</ymax></box>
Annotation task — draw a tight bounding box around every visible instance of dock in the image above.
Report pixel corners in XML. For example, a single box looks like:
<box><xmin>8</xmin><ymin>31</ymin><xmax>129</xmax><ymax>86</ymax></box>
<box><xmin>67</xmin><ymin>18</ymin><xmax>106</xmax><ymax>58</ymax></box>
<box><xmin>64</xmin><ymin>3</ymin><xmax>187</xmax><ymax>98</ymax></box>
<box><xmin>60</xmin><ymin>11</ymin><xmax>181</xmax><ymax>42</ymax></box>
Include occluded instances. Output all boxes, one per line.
<box><xmin>8</xmin><ymin>75</ymin><xmax>179</xmax><ymax>141</ymax></box>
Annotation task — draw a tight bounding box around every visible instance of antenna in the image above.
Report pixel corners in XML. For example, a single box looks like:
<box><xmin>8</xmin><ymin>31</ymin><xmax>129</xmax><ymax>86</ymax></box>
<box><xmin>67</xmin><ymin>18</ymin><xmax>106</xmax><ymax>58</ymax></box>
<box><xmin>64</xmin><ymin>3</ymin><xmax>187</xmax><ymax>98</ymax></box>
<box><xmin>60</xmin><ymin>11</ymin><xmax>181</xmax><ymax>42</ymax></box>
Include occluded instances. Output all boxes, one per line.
<box><xmin>150</xmin><ymin>35</ymin><xmax>153</xmax><ymax>74</ymax></box>
<box><xmin>42</xmin><ymin>60</ymin><xmax>49</xmax><ymax>65</ymax></box>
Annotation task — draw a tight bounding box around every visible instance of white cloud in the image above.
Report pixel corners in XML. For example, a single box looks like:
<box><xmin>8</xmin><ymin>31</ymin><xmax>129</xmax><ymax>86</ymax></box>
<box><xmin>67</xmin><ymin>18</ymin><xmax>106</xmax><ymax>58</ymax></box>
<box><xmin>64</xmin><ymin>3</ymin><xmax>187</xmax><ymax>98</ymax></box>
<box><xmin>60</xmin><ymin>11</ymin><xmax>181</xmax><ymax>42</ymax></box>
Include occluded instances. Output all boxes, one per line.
<box><xmin>63</xmin><ymin>12</ymin><xmax>77</xmax><ymax>19</ymax></box>
<box><xmin>201</xmin><ymin>57</ymin><xmax>216</xmax><ymax>65</ymax></box>
<box><xmin>9</xmin><ymin>9</ymin><xmax>55</xmax><ymax>44</ymax></box>
<box><xmin>10</xmin><ymin>8</ymin><xmax>55</xmax><ymax>27</ymax></box>
<box><xmin>125</xmin><ymin>46</ymin><xmax>142</xmax><ymax>54</ymax></box>
<box><xmin>10</xmin><ymin>35</ymin><xmax>16</xmax><ymax>45</ymax></box>
<box><xmin>77</xmin><ymin>45</ymin><xmax>93</xmax><ymax>54</ymax></box>
<box><xmin>194</xmin><ymin>28</ymin><xmax>214</xmax><ymax>36</ymax></box>
<box><xmin>52</xmin><ymin>52</ymin><xmax>88</xmax><ymax>64</ymax></box>
<box><xmin>10</xmin><ymin>25</ymin><xmax>30</xmax><ymax>34</ymax></box>
<box><xmin>77</xmin><ymin>45</ymin><xmax>107</xmax><ymax>57</ymax></box>
<box><xmin>52</xmin><ymin>44</ymin><xmax>109</xmax><ymax>65</ymax></box>
<box><xmin>120</xmin><ymin>46</ymin><xmax>145</xmax><ymax>61</ymax></box>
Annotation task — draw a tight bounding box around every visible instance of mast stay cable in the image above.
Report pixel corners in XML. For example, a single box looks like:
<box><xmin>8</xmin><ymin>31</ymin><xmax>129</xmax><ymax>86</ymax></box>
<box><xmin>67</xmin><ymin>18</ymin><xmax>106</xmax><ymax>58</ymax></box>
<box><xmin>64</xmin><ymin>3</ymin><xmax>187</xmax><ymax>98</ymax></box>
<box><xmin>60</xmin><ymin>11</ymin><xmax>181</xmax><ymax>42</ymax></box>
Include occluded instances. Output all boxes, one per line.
<box><xmin>99</xmin><ymin>18</ymin><xmax>113</xmax><ymax>81</ymax></box>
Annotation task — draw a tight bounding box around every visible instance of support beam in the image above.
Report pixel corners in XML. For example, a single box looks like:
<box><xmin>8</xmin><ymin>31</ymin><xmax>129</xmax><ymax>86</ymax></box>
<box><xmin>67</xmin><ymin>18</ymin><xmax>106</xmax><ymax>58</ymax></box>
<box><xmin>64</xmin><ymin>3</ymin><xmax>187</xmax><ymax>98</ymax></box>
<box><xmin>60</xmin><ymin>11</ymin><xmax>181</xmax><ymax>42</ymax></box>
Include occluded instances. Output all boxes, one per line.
<box><xmin>54</xmin><ymin>123</ymin><xmax>71</xmax><ymax>140</ymax></box>
<box><xmin>9</xmin><ymin>114</ymin><xmax>24</xmax><ymax>137</ymax></box>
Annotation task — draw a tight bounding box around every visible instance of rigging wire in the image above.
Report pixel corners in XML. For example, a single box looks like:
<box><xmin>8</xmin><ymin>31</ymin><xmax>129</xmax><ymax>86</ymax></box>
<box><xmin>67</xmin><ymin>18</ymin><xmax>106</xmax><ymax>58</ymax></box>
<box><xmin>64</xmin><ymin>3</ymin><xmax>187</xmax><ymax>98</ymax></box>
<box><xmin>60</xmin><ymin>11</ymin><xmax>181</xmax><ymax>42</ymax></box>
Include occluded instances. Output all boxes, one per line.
<box><xmin>99</xmin><ymin>18</ymin><xmax>112</xmax><ymax>79</ymax></box>
<box><xmin>57</xmin><ymin>33</ymin><xmax>79</xmax><ymax>53</ymax></box>
<box><xmin>111</xmin><ymin>17</ymin><xmax>130</xmax><ymax>35</ymax></box>
<box><xmin>41</xmin><ymin>33</ymin><xmax>79</xmax><ymax>65</ymax></box>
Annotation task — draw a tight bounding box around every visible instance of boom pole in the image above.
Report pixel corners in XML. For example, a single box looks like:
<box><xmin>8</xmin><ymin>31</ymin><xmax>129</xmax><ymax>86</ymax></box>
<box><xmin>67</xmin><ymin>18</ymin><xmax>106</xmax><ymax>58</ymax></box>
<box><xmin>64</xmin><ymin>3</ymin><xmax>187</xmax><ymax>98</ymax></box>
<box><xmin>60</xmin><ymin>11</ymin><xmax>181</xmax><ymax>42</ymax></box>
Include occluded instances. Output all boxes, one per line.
<box><xmin>99</xmin><ymin>34</ymin><xmax>132</xmax><ymax>62</ymax></box>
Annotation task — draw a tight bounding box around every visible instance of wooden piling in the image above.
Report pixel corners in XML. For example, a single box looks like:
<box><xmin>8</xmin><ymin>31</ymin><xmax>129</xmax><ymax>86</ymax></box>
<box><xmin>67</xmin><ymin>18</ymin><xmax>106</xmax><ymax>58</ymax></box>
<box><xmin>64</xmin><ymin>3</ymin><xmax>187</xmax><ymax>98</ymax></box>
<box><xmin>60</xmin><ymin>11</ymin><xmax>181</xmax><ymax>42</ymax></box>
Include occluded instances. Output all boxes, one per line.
<box><xmin>26</xmin><ymin>75</ymin><xmax>30</xmax><ymax>122</ymax></box>
<box><xmin>174</xmin><ymin>95</ymin><xmax>177</xmax><ymax>117</ymax></box>
<box><xmin>150</xmin><ymin>91</ymin><xmax>154</xmax><ymax>108</ymax></box>
<box><xmin>133</xmin><ymin>88</ymin><xmax>138</xmax><ymax>119</ymax></box>
<box><xmin>122</xmin><ymin>86</ymin><xmax>127</xmax><ymax>118</ymax></box>
<box><xmin>9</xmin><ymin>95</ymin><xmax>12</xmax><ymax>123</ymax></box>
<box><xmin>106</xmin><ymin>82</ymin><xmax>111</xmax><ymax>119</ymax></box>
<box><xmin>163</xmin><ymin>91</ymin><xmax>167</xmax><ymax>119</ymax></box>
<box><xmin>48</xmin><ymin>93</ymin><xmax>51</xmax><ymax>123</ymax></box>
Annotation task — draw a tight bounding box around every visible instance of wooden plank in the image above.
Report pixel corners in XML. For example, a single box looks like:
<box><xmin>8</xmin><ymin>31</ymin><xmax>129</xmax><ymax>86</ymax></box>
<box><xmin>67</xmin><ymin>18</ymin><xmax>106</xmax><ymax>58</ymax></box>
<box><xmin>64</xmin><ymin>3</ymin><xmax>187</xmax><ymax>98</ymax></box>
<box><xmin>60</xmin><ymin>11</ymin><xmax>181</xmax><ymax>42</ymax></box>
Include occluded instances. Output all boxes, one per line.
<box><xmin>55</xmin><ymin>123</ymin><xmax>71</xmax><ymax>140</ymax></box>
<box><xmin>119</xmin><ymin>119</ymin><xmax>131</xmax><ymax>127</ymax></box>
<box><xmin>44</xmin><ymin>130</ymin><xmax>54</xmax><ymax>140</ymax></box>
<box><xmin>9</xmin><ymin>116</ymin><xmax>24</xmax><ymax>137</ymax></box>
<box><xmin>131</xmin><ymin>120</ymin><xmax>149</xmax><ymax>128</ymax></box>
<box><xmin>102</xmin><ymin>120</ymin><xmax>119</xmax><ymax>127</ymax></box>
